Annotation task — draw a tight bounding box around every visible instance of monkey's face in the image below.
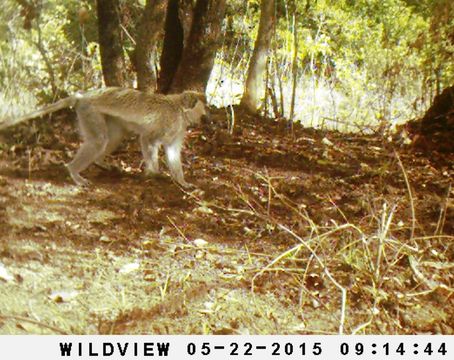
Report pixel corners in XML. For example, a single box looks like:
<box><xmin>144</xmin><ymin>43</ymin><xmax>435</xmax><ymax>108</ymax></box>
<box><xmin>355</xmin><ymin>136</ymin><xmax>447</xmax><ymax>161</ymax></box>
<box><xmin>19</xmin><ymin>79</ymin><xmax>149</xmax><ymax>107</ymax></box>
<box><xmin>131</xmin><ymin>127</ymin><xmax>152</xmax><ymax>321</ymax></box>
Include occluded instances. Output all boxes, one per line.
<box><xmin>200</xmin><ymin>110</ymin><xmax>210</xmax><ymax>125</ymax></box>
<box><xmin>185</xmin><ymin>100</ymin><xmax>209</xmax><ymax>127</ymax></box>
<box><xmin>199</xmin><ymin>101</ymin><xmax>210</xmax><ymax>124</ymax></box>
<box><xmin>179</xmin><ymin>91</ymin><xmax>210</xmax><ymax>127</ymax></box>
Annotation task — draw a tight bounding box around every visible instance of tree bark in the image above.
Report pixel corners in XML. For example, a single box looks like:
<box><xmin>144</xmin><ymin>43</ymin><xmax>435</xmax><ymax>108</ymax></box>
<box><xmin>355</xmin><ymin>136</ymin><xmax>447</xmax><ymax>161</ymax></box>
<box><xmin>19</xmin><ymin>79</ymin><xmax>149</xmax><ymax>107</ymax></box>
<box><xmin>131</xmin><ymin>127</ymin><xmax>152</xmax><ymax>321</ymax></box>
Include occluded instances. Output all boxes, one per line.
<box><xmin>157</xmin><ymin>0</ymin><xmax>185</xmax><ymax>93</ymax></box>
<box><xmin>132</xmin><ymin>0</ymin><xmax>168</xmax><ymax>91</ymax></box>
<box><xmin>240</xmin><ymin>0</ymin><xmax>275</xmax><ymax>113</ymax></box>
<box><xmin>405</xmin><ymin>84</ymin><xmax>454</xmax><ymax>153</ymax></box>
<box><xmin>170</xmin><ymin>0</ymin><xmax>227</xmax><ymax>93</ymax></box>
<box><xmin>289</xmin><ymin>13</ymin><xmax>298</xmax><ymax>124</ymax></box>
<box><xmin>178</xmin><ymin>0</ymin><xmax>195</xmax><ymax>48</ymax></box>
<box><xmin>97</xmin><ymin>0</ymin><xmax>126</xmax><ymax>87</ymax></box>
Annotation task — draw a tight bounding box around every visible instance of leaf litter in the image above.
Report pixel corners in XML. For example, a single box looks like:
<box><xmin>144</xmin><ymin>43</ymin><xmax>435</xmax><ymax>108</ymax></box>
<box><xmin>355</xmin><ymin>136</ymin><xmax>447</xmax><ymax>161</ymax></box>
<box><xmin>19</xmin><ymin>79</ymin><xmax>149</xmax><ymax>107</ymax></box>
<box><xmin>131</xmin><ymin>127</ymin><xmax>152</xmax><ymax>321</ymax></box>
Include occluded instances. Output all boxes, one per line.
<box><xmin>0</xmin><ymin>107</ymin><xmax>452</xmax><ymax>334</ymax></box>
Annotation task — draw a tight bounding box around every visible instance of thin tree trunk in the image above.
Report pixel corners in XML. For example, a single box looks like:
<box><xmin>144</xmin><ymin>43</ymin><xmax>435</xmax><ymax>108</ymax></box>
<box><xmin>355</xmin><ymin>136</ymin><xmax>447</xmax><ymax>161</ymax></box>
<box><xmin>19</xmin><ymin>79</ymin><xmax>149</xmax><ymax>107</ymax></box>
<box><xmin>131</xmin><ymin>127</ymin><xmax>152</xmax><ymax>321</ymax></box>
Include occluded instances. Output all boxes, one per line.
<box><xmin>170</xmin><ymin>0</ymin><xmax>227</xmax><ymax>93</ymax></box>
<box><xmin>289</xmin><ymin>13</ymin><xmax>298</xmax><ymax>125</ymax></box>
<box><xmin>179</xmin><ymin>0</ymin><xmax>195</xmax><ymax>48</ymax></box>
<box><xmin>97</xmin><ymin>0</ymin><xmax>126</xmax><ymax>86</ymax></box>
<box><xmin>240</xmin><ymin>0</ymin><xmax>275</xmax><ymax>113</ymax></box>
<box><xmin>132</xmin><ymin>0</ymin><xmax>168</xmax><ymax>91</ymax></box>
<box><xmin>35</xmin><ymin>23</ymin><xmax>58</xmax><ymax>98</ymax></box>
<box><xmin>273</xmin><ymin>53</ymin><xmax>285</xmax><ymax>117</ymax></box>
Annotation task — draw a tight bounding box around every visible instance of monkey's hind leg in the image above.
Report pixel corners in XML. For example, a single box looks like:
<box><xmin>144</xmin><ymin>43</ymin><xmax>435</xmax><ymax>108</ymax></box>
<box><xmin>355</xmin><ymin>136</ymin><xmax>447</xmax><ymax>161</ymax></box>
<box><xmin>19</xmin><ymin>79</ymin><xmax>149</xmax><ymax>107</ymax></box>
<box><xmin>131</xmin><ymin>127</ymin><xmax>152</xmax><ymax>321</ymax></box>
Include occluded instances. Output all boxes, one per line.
<box><xmin>67</xmin><ymin>103</ymin><xmax>109</xmax><ymax>186</ymax></box>
<box><xmin>95</xmin><ymin>118</ymin><xmax>125</xmax><ymax>170</ymax></box>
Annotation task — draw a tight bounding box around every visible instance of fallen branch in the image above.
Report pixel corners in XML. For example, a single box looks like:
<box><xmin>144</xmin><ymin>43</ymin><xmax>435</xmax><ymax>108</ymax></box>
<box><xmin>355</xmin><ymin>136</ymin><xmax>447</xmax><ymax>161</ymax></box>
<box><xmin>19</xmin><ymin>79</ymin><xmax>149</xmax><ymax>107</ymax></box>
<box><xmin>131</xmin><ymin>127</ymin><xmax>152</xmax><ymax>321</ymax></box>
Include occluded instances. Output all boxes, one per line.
<box><xmin>0</xmin><ymin>314</ymin><xmax>68</xmax><ymax>334</ymax></box>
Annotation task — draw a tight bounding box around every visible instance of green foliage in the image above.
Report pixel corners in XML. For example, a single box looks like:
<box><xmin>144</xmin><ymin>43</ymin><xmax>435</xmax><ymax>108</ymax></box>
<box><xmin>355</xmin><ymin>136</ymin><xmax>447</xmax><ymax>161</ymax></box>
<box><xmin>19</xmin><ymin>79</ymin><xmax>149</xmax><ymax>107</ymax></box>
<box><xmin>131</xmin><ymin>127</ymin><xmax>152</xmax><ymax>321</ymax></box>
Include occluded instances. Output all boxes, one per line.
<box><xmin>311</xmin><ymin>0</ymin><xmax>434</xmax><ymax>125</ymax></box>
<box><xmin>213</xmin><ymin>0</ymin><xmax>452</xmax><ymax>129</ymax></box>
<box><xmin>0</xmin><ymin>0</ymin><xmax>452</xmax><ymax>131</ymax></box>
<box><xmin>0</xmin><ymin>0</ymin><xmax>102</xmax><ymax>112</ymax></box>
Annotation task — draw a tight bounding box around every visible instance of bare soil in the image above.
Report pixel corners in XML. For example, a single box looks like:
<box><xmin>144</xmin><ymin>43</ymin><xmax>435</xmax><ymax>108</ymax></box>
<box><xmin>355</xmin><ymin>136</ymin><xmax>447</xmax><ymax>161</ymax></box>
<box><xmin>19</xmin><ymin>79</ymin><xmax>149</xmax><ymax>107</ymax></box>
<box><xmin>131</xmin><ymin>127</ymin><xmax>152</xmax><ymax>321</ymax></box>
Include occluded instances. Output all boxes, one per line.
<box><xmin>0</xmin><ymin>108</ymin><xmax>452</xmax><ymax>334</ymax></box>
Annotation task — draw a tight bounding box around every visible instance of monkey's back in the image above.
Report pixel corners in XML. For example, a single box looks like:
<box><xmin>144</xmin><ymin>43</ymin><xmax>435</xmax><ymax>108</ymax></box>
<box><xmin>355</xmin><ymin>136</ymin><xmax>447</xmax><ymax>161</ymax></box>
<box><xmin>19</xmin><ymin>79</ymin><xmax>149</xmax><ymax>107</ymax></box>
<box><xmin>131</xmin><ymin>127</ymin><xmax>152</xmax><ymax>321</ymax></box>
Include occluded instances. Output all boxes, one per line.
<box><xmin>79</xmin><ymin>87</ymin><xmax>187</xmax><ymax>142</ymax></box>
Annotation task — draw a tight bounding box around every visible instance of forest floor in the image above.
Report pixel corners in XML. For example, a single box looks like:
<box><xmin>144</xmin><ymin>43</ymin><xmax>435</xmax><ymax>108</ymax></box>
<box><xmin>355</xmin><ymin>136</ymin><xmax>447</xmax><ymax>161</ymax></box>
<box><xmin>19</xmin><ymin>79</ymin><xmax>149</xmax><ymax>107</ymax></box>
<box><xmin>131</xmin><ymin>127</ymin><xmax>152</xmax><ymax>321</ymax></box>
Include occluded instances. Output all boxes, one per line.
<box><xmin>0</xmin><ymin>107</ymin><xmax>452</xmax><ymax>335</ymax></box>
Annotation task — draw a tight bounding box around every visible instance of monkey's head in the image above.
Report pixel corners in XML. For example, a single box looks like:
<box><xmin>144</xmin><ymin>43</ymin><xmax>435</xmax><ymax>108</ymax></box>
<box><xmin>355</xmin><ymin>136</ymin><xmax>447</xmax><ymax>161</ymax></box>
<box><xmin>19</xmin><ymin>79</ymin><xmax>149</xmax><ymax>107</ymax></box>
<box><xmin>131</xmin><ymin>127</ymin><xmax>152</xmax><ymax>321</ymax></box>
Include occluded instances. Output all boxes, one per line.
<box><xmin>181</xmin><ymin>91</ymin><xmax>210</xmax><ymax>126</ymax></box>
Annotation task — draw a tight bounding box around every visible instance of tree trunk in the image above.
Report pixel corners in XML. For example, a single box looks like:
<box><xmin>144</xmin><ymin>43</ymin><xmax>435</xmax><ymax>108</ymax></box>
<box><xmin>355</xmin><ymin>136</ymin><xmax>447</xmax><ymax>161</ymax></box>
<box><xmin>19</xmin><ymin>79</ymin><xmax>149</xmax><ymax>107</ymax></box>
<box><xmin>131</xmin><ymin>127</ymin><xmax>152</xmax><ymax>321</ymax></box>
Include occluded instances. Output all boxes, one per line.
<box><xmin>178</xmin><ymin>0</ymin><xmax>196</xmax><ymax>48</ymax></box>
<box><xmin>157</xmin><ymin>0</ymin><xmax>185</xmax><ymax>93</ymax></box>
<box><xmin>405</xmin><ymin>84</ymin><xmax>454</xmax><ymax>153</ymax></box>
<box><xmin>97</xmin><ymin>0</ymin><xmax>126</xmax><ymax>87</ymax></box>
<box><xmin>169</xmin><ymin>0</ymin><xmax>227</xmax><ymax>93</ymax></box>
<box><xmin>132</xmin><ymin>0</ymin><xmax>168</xmax><ymax>91</ymax></box>
<box><xmin>240</xmin><ymin>0</ymin><xmax>275</xmax><ymax>113</ymax></box>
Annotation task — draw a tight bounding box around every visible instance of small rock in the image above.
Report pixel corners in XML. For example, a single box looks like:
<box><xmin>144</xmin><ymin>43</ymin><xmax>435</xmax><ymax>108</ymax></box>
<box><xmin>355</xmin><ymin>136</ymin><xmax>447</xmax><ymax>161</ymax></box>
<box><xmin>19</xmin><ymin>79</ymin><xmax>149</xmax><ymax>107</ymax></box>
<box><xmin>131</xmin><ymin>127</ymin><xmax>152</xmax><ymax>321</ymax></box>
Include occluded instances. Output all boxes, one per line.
<box><xmin>50</xmin><ymin>290</ymin><xmax>79</xmax><ymax>303</ymax></box>
<box><xmin>0</xmin><ymin>263</ymin><xmax>14</xmax><ymax>282</ymax></box>
<box><xmin>99</xmin><ymin>235</ymin><xmax>110</xmax><ymax>242</ymax></box>
<box><xmin>119</xmin><ymin>261</ymin><xmax>141</xmax><ymax>274</ymax></box>
<box><xmin>193</xmin><ymin>238</ymin><xmax>208</xmax><ymax>247</ymax></box>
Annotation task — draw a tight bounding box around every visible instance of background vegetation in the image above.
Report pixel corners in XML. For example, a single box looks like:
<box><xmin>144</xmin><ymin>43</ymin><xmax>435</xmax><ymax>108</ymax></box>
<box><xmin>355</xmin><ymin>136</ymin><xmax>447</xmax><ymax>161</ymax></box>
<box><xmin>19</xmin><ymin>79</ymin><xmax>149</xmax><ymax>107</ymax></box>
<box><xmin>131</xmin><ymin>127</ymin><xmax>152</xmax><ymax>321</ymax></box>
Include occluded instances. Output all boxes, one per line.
<box><xmin>1</xmin><ymin>0</ymin><xmax>453</xmax><ymax>130</ymax></box>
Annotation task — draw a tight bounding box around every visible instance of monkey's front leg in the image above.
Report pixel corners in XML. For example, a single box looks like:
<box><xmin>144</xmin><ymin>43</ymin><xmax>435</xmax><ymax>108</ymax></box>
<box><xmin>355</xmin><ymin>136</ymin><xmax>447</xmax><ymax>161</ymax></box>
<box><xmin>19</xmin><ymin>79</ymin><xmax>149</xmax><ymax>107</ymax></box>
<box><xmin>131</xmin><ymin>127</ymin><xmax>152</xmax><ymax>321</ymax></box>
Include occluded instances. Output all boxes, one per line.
<box><xmin>140</xmin><ymin>135</ymin><xmax>161</xmax><ymax>176</ymax></box>
<box><xmin>66</xmin><ymin>166</ymin><xmax>92</xmax><ymax>186</ymax></box>
<box><xmin>164</xmin><ymin>139</ymin><xmax>194</xmax><ymax>189</ymax></box>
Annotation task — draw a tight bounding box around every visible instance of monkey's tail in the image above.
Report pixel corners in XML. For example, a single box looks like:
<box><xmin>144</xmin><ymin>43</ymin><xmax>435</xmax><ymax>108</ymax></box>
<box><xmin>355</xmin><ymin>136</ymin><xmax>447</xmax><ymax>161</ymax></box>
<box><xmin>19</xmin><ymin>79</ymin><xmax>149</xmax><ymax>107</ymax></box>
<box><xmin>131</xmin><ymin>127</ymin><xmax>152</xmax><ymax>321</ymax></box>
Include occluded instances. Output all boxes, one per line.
<box><xmin>0</xmin><ymin>96</ymin><xmax>77</xmax><ymax>131</ymax></box>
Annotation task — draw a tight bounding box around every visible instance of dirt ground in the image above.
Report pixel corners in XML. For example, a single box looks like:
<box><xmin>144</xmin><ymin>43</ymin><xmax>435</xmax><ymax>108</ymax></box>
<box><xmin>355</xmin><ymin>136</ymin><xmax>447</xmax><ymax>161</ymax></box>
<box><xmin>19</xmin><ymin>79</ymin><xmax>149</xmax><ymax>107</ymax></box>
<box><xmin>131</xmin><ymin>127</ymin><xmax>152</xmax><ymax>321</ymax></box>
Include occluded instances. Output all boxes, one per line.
<box><xmin>0</xmin><ymin>107</ymin><xmax>452</xmax><ymax>334</ymax></box>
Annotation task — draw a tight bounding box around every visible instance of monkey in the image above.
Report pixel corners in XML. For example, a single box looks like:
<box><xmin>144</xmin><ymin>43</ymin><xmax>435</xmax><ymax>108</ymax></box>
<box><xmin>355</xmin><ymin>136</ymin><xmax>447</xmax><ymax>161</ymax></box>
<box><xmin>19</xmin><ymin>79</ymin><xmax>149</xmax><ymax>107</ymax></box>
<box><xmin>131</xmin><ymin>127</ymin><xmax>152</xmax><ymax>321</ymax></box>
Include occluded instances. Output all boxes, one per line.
<box><xmin>0</xmin><ymin>88</ymin><xmax>208</xmax><ymax>188</ymax></box>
